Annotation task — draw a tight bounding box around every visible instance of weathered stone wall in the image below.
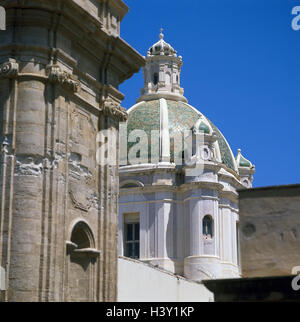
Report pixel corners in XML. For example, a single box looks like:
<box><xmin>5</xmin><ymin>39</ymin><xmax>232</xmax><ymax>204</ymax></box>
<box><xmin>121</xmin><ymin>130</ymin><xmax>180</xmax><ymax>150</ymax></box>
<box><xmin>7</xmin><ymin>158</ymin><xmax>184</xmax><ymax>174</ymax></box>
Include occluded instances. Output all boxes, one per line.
<box><xmin>0</xmin><ymin>0</ymin><xmax>144</xmax><ymax>302</ymax></box>
<box><xmin>239</xmin><ymin>184</ymin><xmax>300</xmax><ymax>278</ymax></box>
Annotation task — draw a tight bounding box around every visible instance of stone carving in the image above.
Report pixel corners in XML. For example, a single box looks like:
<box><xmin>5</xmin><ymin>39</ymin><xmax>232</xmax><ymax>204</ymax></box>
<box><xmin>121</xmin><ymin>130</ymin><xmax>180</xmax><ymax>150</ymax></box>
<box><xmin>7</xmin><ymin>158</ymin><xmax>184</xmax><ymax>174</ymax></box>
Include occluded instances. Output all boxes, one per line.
<box><xmin>15</xmin><ymin>157</ymin><xmax>44</xmax><ymax>176</ymax></box>
<box><xmin>101</xmin><ymin>97</ymin><xmax>128</xmax><ymax>121</ymax></box>
<box><xmin>70</xmin><ymin>109</ymin><xmax>96</xmax><ymax>146</ymax></box>
<box><xmin>69</xmin><ymin>180</ymin><xmax>93</xmax><ymax>212</ymax></box>
<box><xmin>46</xmin><ymin>65</ymin><xmax>81</xmax><ymax>92</ymax></box>
<box><xmin>0</xmin><ymin>59</ymin><xmax>19</xmax><ymax>78</ymax></box>
<box><xmin>1</xmin><ymin>136</ymin><xmax>10</xmax><ymax>154</ymax></box>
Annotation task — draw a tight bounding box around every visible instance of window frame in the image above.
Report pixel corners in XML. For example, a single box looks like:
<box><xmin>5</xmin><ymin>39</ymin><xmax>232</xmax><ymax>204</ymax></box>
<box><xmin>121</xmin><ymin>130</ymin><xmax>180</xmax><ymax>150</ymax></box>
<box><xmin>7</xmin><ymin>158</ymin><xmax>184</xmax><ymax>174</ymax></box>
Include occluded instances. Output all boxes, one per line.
<box><xmin>123</xmin><ymin>213</ymin><xmax>140</xmax><ymax>259</ymax></box>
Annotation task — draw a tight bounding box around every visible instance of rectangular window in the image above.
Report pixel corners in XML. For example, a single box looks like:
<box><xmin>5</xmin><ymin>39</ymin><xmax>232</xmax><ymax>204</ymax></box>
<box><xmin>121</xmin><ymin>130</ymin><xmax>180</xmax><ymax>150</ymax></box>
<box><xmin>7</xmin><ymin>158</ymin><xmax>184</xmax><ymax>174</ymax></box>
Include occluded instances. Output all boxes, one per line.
<box><xmin>123</xmin><ymin>213</ymin><xmax>140</xmax><ymax>259</ymax></box>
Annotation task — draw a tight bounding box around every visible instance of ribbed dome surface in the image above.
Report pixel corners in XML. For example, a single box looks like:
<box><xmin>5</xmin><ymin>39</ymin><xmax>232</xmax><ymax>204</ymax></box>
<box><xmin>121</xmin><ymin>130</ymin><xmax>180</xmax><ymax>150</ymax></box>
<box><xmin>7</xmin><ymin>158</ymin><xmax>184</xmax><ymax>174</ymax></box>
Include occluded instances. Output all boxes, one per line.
<box><xmin>126</xmin><ymin>99</ymin><xmax>237</xmax><ymax>171</ymax></box>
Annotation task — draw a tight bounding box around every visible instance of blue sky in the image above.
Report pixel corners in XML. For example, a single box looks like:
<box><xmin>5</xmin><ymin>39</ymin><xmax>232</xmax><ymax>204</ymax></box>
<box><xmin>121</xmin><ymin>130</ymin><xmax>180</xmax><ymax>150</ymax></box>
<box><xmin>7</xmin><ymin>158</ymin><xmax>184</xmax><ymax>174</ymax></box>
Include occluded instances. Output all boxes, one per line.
<box><xmin>119</xmin><ymin>0</ymin><xmax>300</xmax><ymax>188</ymax></box>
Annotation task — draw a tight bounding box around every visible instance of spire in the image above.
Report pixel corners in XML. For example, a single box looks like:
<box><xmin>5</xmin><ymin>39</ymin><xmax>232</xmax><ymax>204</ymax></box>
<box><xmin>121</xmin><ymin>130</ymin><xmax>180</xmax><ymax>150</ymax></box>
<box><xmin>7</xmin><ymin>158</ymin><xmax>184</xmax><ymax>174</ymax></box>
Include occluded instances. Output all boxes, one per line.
<box><xmin>137</xmin><ymin>30</ymin><xmax>187</xmax><ymax>103</ymax></box>
<box><xmin>159</xmin><ymin>28</ymin><xmax>164</xmax><ymax>40</ymax></box>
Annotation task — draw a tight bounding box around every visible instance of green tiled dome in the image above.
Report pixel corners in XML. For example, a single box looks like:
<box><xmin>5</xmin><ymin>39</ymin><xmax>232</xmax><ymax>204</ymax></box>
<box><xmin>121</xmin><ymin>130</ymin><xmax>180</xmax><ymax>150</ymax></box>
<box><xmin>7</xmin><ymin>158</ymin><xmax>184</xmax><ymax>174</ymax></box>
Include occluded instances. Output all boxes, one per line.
<box><xmin>126</xmin><ymin>99</ymin><xmax>237</xmax><ymax>172</ymax></box>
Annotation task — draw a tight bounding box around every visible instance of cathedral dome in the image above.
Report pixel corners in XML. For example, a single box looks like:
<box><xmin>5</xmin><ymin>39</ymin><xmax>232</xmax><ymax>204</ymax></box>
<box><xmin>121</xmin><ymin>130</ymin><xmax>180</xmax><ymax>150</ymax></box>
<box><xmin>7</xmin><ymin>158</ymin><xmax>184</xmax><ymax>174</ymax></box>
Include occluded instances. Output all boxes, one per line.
<box><xmin>121</xmin><ymin>31</ymin><xmax>252</xmax><ymax>175</ymax></box>
<box><xmin>119</xmin><ymin>31</ymin><xmax>255</xmax><ymax>283</ymax></box>
<box><xmin>126</xmin><ymin>98</ymin><xmax>238</xmax><ymax>172</ymax></box>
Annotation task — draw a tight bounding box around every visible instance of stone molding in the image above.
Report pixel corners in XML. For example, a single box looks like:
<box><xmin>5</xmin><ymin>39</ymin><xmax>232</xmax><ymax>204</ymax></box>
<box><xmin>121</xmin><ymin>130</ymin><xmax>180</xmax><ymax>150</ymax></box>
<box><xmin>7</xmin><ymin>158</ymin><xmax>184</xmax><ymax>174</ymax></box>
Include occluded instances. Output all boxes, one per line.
<box><xmin>46</xmin><ymin>64</ymin><xmax>81</xmax><ymax>93</ymax></box>
<box><xmin>101</xmin><ymin>97</ymin><xmax>128</xmax><ymax>121</ymax></box>
<box><xmin>0</xmin><ymin>59</ymin><xmax>19</xmax><ymax>78</ymax></box>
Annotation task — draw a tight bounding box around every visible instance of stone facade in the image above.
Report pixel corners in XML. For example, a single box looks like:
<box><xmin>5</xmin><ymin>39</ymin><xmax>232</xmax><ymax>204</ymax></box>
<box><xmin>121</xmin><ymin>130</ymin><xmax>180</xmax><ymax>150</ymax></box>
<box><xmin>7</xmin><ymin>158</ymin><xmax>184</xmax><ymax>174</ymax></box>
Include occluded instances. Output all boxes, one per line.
<box><xmin>0</xmin><ymin>0</ymin><xmax>144</xmax><ymax>302</ymax></box>
<box><xmin>239</xmin><ymin>184</ymin><xmax>300</xmax><ymax>278</ymax></box>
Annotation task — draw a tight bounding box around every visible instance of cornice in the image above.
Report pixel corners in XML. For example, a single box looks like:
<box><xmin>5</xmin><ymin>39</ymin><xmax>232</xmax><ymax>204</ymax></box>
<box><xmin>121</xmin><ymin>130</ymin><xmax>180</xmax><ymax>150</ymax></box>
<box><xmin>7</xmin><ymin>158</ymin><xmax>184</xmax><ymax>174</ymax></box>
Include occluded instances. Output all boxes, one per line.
<box><xmin>2</xmin><ymin>1</ymin><xmax>145</xmax><ymax>83</ymax></box>
<box><xmin>119</xmin><ymin>163</ymin><xmax>177</xmax><ymax>175</ymax></box>
<box><xmin>218</xmin><ymin>190</ymin><xmax>239</xmax><ymax>203</ymax></box>
<box><xmin>108</xmin><ymin>0</ymin><xmax>129</xmax><ymax>21</ymax></box>
<box><xmin>0</xmin><ymin>59</ymin><xmax>127</xmax><ymax>121</ymax></box>
<box><xmin>179</xmin><ymin>181</ymin><xmax>224</xmax><ymax>193</ymax></box>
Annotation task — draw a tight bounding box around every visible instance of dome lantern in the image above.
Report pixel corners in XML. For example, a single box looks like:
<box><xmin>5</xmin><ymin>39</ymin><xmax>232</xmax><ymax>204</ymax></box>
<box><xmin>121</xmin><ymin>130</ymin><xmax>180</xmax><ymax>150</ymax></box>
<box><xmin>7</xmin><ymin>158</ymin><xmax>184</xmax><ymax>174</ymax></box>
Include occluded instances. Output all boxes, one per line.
<box><xmin>138</xmin><ymin>29</ymin><xmax>187</xmax><ymax>103</ymax></box>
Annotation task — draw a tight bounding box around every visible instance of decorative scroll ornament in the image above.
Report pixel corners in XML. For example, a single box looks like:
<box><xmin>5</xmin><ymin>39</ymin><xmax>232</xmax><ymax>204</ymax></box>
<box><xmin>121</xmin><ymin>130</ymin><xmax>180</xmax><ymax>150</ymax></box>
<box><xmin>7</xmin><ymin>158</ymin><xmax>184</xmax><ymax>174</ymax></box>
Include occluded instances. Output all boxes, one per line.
<box><xmin>46</xmin><ymin>64</ymin><xmax>81</xmax><ymax>92</ymax></box>
<box><xmin>101</xmin><ymin>97</ymin><xmax>128</xmax><ymax>121</ymax></box>
<box><xmin>0</xmin><ymin>59</ymin><xmax>19</xmax><ymax>78</ymax></box>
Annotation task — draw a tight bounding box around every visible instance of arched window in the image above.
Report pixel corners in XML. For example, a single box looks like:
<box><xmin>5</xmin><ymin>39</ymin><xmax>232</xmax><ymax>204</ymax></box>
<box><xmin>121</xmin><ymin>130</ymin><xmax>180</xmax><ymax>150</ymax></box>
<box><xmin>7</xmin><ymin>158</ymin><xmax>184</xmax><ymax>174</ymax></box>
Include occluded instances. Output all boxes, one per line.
<box><xmin>203</xmin><ymin>215</ymin><xmax>214</xmax><ymax>239</ymax></box>
<box><xmin>67</xmin><ymin>221</ymin><xmax>99</xmax><ymax>302</ymax></box>
<box><xmin>153</xmin><ymin>73</ymin><xmax>158</xmax><ymax>85</ymax></box>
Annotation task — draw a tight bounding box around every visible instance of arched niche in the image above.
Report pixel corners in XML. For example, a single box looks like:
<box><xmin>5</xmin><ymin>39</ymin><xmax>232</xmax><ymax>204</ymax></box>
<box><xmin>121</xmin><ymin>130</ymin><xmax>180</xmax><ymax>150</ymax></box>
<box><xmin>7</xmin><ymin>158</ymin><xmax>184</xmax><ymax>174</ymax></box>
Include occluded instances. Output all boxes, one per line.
<box><xmin>70</xmin><ymin>221</ymin><xmax>95</xmax><ymax>249</ymax></box>
<box><xmin>65</xmin><ymin>221</ymin><xmax>100</xmax><ymax>302</ymax></box>
<box><xmin>203</xmin><ymin>215</ymin><xmax>215</xmax><ymax>256</ymax></box>
<box><xmin>203</xmin><ymin>215</ymin><xmax>214</xmax><ymax>239</ymax></box>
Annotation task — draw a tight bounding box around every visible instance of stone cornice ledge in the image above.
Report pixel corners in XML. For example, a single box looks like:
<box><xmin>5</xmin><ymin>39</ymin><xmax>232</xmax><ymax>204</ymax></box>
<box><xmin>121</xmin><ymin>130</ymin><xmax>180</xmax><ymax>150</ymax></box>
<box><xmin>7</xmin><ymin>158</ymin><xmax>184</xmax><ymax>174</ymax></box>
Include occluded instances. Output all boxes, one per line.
<box><xmin>180</xmin><ymin>181</ymin><xmax>224</xmax><ymax>192</ymax></box>
<box><xmin>119</xmin><ymin>163</ymin><xmax>177</xmax><ymax>174</ymax></box>
<box><xmin>219</xmin><ymin>189</ymin><xmax>239</xmax><ymax>203</ymax></box>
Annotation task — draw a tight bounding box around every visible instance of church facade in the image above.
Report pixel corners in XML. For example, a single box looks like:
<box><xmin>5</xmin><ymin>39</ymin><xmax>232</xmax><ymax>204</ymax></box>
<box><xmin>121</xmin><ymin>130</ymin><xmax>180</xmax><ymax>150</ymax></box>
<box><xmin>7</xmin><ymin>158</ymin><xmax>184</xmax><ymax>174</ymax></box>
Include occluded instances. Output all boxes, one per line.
<box><xmin>0</xmin><ymin>0</ymin><xmax>144</xmax><ymax>302</ymax></box>
<box><xmin>118</xmin><ymin>31</ymin><xmax>255</xmax><ymax>281</ymax></box>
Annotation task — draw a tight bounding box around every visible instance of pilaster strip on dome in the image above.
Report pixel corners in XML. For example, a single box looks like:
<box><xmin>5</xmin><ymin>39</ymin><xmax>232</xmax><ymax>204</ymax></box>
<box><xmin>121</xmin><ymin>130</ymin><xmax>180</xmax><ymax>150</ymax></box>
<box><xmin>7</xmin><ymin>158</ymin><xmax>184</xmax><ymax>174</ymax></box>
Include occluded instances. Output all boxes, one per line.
<box><xmin>159</xmin><ymin>98</ymin><xmax>171</xmax><ymax>163</ymax></box>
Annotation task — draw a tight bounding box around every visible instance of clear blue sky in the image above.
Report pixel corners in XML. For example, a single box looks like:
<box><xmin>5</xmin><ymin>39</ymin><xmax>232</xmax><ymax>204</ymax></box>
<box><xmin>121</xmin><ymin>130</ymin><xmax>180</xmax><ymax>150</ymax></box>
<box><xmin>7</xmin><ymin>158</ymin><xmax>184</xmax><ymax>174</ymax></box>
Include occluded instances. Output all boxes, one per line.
<box><xmin>119</xmin><ymin>0</ymin><xmax>300</xmax><ymax>188</ymax></box>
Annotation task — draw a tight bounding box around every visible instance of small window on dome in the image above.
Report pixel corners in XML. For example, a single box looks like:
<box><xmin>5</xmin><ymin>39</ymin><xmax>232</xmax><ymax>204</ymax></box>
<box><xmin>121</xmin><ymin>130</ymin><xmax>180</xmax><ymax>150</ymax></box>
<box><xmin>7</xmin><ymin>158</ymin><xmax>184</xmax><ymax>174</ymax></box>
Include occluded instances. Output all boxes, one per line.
<box><xmin>176</xmin><ymin>75</ymin><xmax>179</xmax><ymax>84</ymax></box>
<box><xmin>203</xmin><ymin>215</ymin><xmax>214</xmax><ymax>239</ymax></box>
<box><xmin>153</xmin><ymin>73</ymin><xmax>158</xmax><ymax>85</ymax></box>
